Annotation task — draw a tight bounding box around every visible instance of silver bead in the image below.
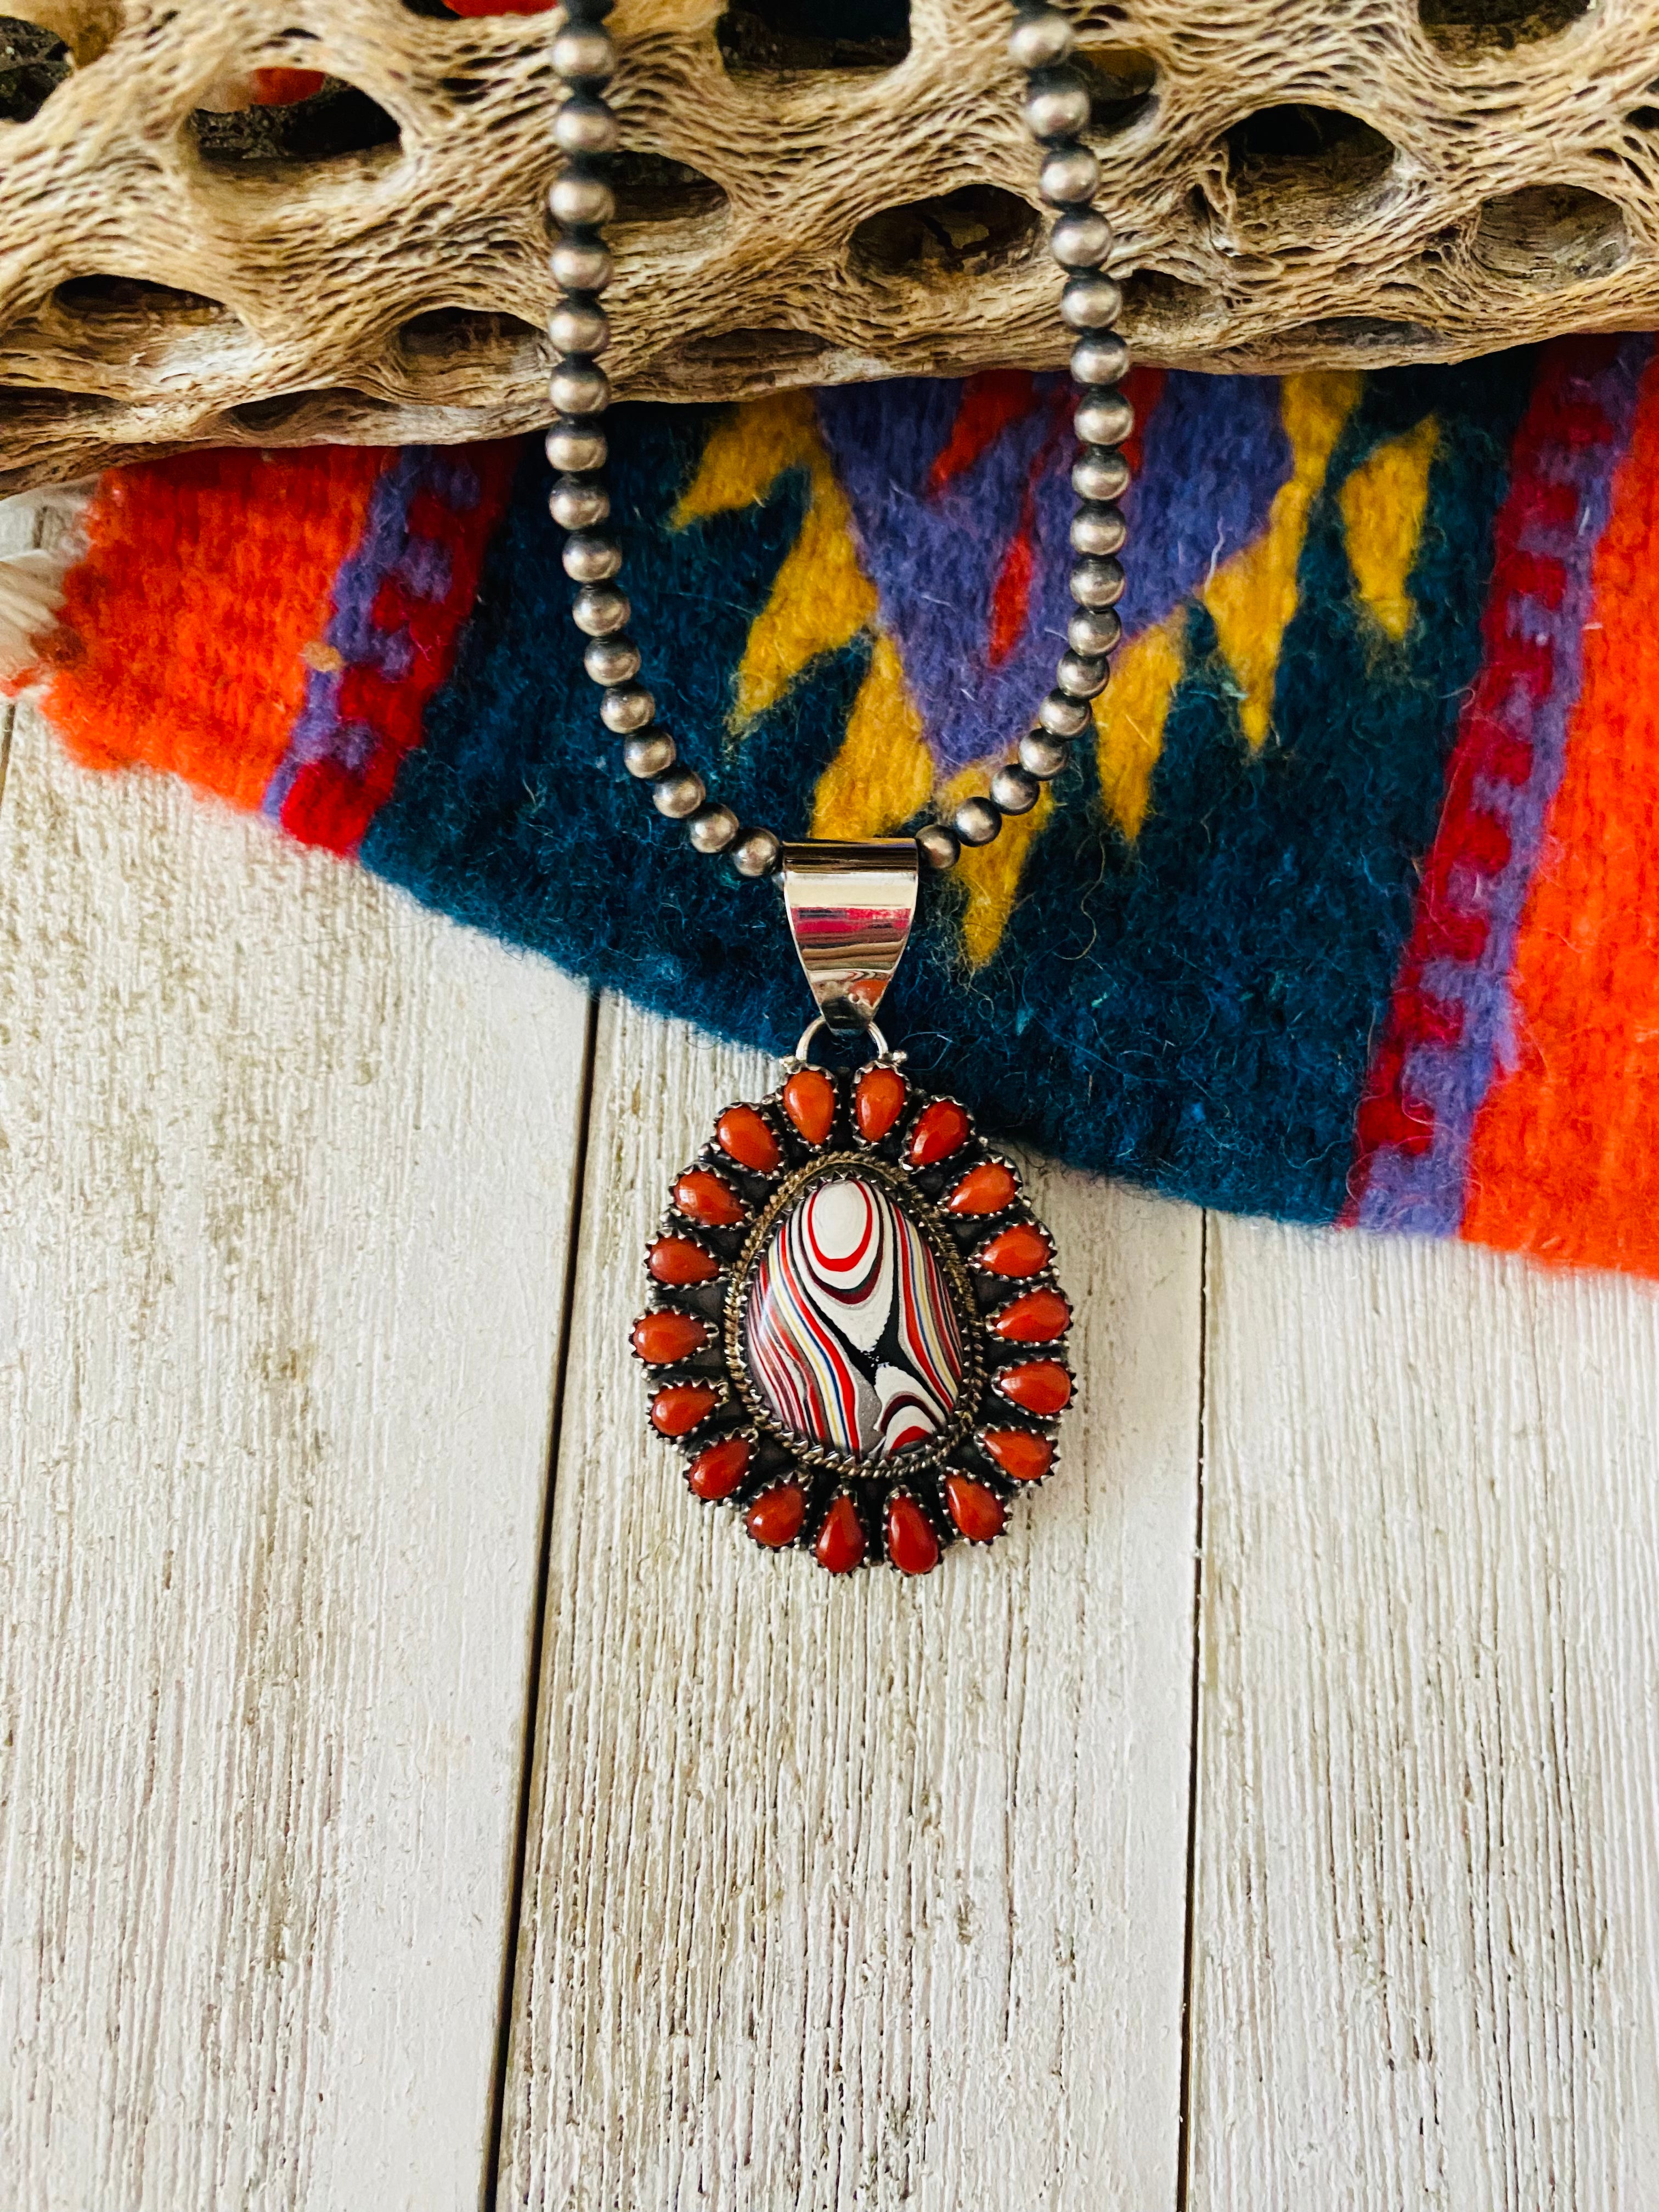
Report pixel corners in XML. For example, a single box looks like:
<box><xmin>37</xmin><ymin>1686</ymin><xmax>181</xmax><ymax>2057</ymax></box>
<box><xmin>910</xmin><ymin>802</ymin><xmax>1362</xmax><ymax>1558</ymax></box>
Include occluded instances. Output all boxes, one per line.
<box><xmin>1039</xmin><ymin>689</ymin><xmax>1091</xmax><ymax>737</ymax></box>
<box><xmin>545</xmin><ymin>420</ymin><xmax>607</xmax><ymax>473</ymax></box>
<box><xmin>1049</xmin><ymin>210</ymin><xmax>1113</xmax><ymax>270</ymax></box>
<box><xmin>550</xmin><ymin>475</ymin><xmax>610</xmax><ymax>529</ymax></box>
<box><xmin>731</xmin><ymin>827</ymin><xmax>782</xmax><ymax>878</ymax></box>
<box><xmin>571</xmin><ymin>583</ymin><xmax>630</xmax><ymax>635</ymax></box>
<box><xmin>1019</xmin><ymin>729</ymin><xmax>1072</xmax><ymax>780</ymax></box>
<box><xmin>1071</xmin><ymin>555</ymin><xmax>1125</xmax><ymax>608</ymax></box>
<box><xmin>916</xmin><ymin>822</ymin><xmax>961</xmax><ymax>872</ymax></box>
<box><xmin>549</xmin><ymin>298</ymin><xmax>609</xmax><ymax>356</ymax></box>
<box><xmin>1076</xmin><ymin>390</ymin><xmax>1135</xmax><ymax>447</ymax></box>
<box><xmin>1070</xmin><ymin>501</ymin><xmax>1126</xmax><ymax>556</ymax></box>
<box><xmin>953</xmin><ymin>795</ymin><xmax>1002</xmax><ymax>848</ymax></box>
<box><xmin>624</xmin><ymin>730</ymin><xmax>675</xmax><ymax>778</ymax></box>
<box><xmin>1057</xmin><ymin>648</ymin><xmax>1109</xmax><ymax>698</ymax></box>
<box><xmin>1068</xmin><ymin>606</ymin><xmax>1122</xmax><ymax>656</ymax></box>
<box><xmin>652</xmin><ymin>767</ymin><xmax>706</xmax><ymax>820</ymax></box>
<box><xmin>552</xmin><ymin>97</ymin><xmax>618</xmax><ymax>156</ymax></box>
<box><xmin>686</xmin><ymin>803</ymin><xmax>740</xmax><ymax>855</ymax></box>
<box><xmin>1040</xmin><ymin>144</ymin><xmax>1099</xmax><ymax>207</ymax></box>
<box><xmin>1025</xmin><ymin>74</ymin><xmax>1091</xmax><ymax>143</ymax></box>
<box><xmin>561</xmin><ymin>529</ymin><xmax>620</xmax><ymax>582</ymax></box>
<box><xmin>991</xmin><ymin>763</ymin><xmax>1042</xmax><ymax>815</ymax></box>
<box><xmin>1061</xmin><ymin>273</ymin><xmax>1124</xmax><ymax>331</ymax></box>
<box><xmin>549</xmin><ymin>170</ymin><xmax>614</xmax><ymax>228</ymax></box>
<box><xmin>1008</xmin><ymin>8</ymin><xmax>1074</xmax><ymax>69</ymax></box>
<box><xmin>549</xmin><ymin>359</ymin><xmax>609</xmax><ymax>414</ymax></box>
<box><xmin>550</xmin><ymin>238</ymin><xmax>614</xmax><ymax>294</ymax></box>
<box><xmin>1072</xmin><ymin>447</ymin><xmax>1130</xmax><ymax>502</ymax></box>
<box><xmin>551</xmin><ymin>26</ymin><xmax>614</xmax><ymax>83</ymax></box>
<box><xmin>583</xmin><ymin>633</ymin><xmax>639</xmax><ymax>684</ymax></box>
<box><xmin>600</xmin><ymin>682</ymin><xmax>654</xmax><ymax>732</ymax></box>
<box><xmin>1070</xmin><ymin>333</ymin><xmax>1128</xmax><ymax>387</ymax></box>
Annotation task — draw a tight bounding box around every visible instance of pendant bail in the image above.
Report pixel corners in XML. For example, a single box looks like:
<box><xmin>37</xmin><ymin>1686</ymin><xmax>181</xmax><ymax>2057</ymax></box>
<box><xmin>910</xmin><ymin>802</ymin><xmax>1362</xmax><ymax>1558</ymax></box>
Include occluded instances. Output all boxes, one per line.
<box><xmin>779</xmin><ymin>838</ymin><xmax>919</xmax><ymax>1036</ymax></box>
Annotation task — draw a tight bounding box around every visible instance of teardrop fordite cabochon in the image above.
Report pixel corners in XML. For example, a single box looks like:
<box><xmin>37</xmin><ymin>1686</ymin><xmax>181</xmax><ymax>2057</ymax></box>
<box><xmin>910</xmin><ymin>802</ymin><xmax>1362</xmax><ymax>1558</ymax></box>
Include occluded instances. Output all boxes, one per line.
<box><xmin>631</xmin><ymin>837</ymin><xmax>1074</xmax><ymax>1575</ymax></box>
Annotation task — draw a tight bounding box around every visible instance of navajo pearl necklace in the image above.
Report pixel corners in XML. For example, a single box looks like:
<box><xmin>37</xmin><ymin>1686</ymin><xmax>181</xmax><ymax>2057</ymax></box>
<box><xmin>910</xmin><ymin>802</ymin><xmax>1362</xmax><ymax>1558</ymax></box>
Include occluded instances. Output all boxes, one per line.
<box><xmin>548</xmin><ymin>4</ymin><xmax>1128</xmax><ymax>1577</ymax></box>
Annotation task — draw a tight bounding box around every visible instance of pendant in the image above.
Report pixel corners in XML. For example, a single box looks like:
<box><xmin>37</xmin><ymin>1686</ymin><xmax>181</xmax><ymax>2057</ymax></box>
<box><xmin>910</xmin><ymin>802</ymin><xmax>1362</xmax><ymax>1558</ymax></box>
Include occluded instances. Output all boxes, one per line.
<box><xmin>631</xmin><ymin>840</ymin><xmax>1073</xmax><ymax>1575</ymax></box>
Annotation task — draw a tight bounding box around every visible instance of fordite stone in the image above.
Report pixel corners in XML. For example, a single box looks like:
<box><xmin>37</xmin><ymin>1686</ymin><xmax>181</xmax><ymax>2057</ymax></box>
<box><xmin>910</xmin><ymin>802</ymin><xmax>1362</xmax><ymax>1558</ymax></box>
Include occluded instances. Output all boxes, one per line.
<box><xmin>743</xmin><ymin>1176</ymin><xmax>964</xmax><ymax>1458</ymax></box>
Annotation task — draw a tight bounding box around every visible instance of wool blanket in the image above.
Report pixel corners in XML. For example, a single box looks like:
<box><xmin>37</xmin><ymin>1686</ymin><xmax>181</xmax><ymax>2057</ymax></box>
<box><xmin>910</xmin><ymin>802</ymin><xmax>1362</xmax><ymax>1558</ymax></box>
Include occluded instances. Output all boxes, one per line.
<box><xmin>6</xmin><ymin>335</ymin><xmax>1659</xmax><ymax>1278</ymax></box>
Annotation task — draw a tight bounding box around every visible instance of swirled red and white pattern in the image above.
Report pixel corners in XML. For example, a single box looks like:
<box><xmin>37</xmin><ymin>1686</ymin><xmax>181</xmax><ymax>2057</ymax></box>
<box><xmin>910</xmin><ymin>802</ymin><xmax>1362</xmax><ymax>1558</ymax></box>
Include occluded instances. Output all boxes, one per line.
<box><xmin>742</xmin><ymin>1178</ymin><xmax>965</xmax><ymax>1457</ymax></box>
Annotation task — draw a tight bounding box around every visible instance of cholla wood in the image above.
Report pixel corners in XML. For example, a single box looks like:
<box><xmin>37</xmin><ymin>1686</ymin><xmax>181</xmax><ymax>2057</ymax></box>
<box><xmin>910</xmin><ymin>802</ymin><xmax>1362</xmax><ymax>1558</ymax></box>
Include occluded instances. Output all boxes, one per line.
<box><xmin>1</xmin><ymin>0</ymin><xmax>1657</xmax><ymax>486</ymax></box>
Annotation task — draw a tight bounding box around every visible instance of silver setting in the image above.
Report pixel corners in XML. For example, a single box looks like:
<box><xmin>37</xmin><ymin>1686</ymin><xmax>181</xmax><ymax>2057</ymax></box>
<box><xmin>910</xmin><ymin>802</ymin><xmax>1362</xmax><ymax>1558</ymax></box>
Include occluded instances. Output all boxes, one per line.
<box><xmin>780</xmin><ymin>838</ymin><xmax>921</xmax><ymax>1035</ymax></box>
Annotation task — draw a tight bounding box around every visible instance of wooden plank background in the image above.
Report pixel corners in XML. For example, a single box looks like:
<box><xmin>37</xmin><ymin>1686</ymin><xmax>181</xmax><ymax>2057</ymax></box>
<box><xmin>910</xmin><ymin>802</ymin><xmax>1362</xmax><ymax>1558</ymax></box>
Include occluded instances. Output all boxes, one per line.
<box><xmin>3</xmin><ymin>573</ymin><xmax>1658</xmax><ymax>2203</ymax></box>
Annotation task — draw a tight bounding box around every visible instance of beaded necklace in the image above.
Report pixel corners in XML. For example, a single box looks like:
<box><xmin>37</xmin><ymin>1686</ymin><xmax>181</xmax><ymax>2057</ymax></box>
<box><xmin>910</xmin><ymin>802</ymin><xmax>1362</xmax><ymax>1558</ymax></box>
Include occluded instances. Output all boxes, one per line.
<box><xmin>547</xmin><ymin>4</ymin><xmax>1126</xmax><ymax>1578</ymax></box>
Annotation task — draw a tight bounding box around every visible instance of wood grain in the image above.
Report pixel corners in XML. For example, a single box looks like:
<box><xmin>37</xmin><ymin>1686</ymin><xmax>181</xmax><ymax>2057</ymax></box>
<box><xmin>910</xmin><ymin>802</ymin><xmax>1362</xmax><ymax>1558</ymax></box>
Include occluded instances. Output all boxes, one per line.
<box><xmin>0</xmin><ymin>702</ymin><xmax>591</xmax><ymax>2209</ymax></box>
<box><xmin>1188</xmin><ymin>1218</ymin><xmax>1659</xmax><ymax>2209</ymax></box>
<box><xmin>499</xmin><ymin>995</ymin><xmax>1203</xmax><ymax>2210</ymax></box>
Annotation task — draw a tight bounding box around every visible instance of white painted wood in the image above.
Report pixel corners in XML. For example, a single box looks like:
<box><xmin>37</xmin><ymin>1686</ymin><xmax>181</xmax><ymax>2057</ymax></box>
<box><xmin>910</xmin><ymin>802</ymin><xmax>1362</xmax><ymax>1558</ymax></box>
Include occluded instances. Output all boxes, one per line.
<box><xmin>0</xmin><ymin>704</ymin><xmax>591</xmax><ymax>2210</ymax></box>
<box><xmin>1189</xmin><ymin>1219</ymin><xmax>1659</xmax><ymax>2210</ymax></box>
<box><xmin>500</xmin><ymin>995</ymin><xmax>1203</xmax><ymax>2211</ymax></box>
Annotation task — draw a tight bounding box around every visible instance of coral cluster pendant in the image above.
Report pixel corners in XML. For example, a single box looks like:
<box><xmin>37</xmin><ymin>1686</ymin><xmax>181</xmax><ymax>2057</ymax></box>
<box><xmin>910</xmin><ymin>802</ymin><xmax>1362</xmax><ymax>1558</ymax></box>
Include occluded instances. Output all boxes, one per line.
<box><xmin>632</xmin><ymin>1056</ymin><xmax>1073</xmax><ymax>1577</ymax></box>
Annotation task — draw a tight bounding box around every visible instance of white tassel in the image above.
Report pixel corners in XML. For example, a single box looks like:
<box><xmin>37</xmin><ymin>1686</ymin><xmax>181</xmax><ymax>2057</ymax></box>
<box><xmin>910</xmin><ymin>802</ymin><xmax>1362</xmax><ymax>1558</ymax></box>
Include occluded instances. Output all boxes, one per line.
<box><xmin>0</xmin><ymin>482</ymin><xmax>94</xmax><ymax>685</ymax></box>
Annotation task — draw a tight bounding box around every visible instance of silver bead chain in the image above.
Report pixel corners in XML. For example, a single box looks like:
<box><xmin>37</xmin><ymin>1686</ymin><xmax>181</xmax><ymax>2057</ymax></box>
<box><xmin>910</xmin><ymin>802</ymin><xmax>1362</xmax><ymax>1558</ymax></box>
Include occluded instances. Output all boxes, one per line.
<box><xmin>544</xmin><ymin>1</ymin><xmax>1130</xmax><ymax>880</ymax></box>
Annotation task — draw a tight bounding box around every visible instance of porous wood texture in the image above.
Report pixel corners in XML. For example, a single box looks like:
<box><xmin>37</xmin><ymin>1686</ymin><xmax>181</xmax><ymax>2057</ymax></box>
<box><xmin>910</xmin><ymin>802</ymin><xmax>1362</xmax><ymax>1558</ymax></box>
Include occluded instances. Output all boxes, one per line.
<box><xmin>2</xmin><ymin>0</ymin><xmax>1658</xmax><ymax>488</ymax></box>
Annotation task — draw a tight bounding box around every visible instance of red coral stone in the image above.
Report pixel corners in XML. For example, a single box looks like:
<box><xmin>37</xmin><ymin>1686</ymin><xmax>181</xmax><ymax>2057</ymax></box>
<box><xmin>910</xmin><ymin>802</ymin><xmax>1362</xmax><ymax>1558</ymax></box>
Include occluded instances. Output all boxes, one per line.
<box><xmin>907</xmin><ymin>1098</ymin><xmax>970</xmax><ymax>1167</ymax></box>
<box><xmin>673</xmin><ymin>1168</ymin><xmax>746</xmax><ymax>1229</ymax></box>
<box><xmin>716</xmin><ymin>1104</ymin><xmax>781</xmax><ymax>1174</ymax></box>
<box><xmin>886</xmin><ymin>1494</ymin><xmax>941</xmax><ymax>1575</ymax></box>
<box><xmin>991</xmin><ymin>1288</ymin><xmax>1072</xmax><ymax>1344</ymax></box>
<box><xmin>977</xmin><ymin>1222</ymin><xmax>1052</xmax><ymax>1277</ymax></box>
<box><xmin>855</xmin><ymin>1064</ymin><xmax>907</xmax><ymax>1142</ymax></box>
<box><xmin>687</xmin><ymin>1434</ymin><xmax>750</xmax><ymax>1500</ymax></box>
<box><xmin>814</xmin><ymin>1493</ymin><xmax>867</xmax><ymax>1574</ymax></box>
<box><xmin>945</xmin><ymin>1474</ymin><xmax>1006</xmax><ymax>1543</ymax></box>
<box><xmin>783</xmin><ymin>1066</ymin><xmax>836</xmax><ymax>1144</ymax></box>
<box><xmin>996</xmin><ymin>1361</ymin><xmax>1072</xmax><ymax>1415</ymax></box>
<box><xmin>650</xmin><ymin>1381</ymin><xmax>720</xmax><ymax>1436</ymax></box>
<box><xmin>630</xmin><ymin>1310</ymin><xmax>708</xmax><ymax>1364</ymax></box>
<box><xmin>981</xmin><ymin>1429</ymin><xmax>1054</xmax><ymax>1482</ymax></box>
<box><xmin>946</xmin><ymin>1160</ymin><xmax>1019</xmax><ymax>1216</ymax></box>
<box><xmin>647</xmin><ymin>1234</ymin><xmax>720</xmax><ymax>1286</ymax></box>
<box><xmin>747</xmin><ymin>1482</ymin><xmax>806</xmax><ymax>1548</ymax></box>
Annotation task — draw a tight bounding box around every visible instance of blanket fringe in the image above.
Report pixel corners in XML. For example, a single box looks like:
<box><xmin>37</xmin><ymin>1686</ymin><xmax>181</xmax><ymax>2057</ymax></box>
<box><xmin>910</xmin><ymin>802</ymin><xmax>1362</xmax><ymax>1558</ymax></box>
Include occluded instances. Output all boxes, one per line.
<box><xmin>0</xmin><ymin>482</ymin><xmax>94</xmax><ymax>688</ymax></box>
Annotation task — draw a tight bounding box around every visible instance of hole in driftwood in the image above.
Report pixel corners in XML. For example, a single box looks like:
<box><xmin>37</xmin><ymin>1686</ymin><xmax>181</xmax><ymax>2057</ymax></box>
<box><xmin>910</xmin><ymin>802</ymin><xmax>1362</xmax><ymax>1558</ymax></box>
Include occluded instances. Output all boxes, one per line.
<box><xmin>1472</xmin><ymin>183</ymin><xmax>1627</xmax><ymax>285</ymax></box>
<box><xmin>1118</xmin><ymin>269</ymin><xmax>1211</xmax><ymax>333</ymax></box>
<box><xmin>679</xmin><ymin>328</ymin><xmax>831</xmax><ymax>368</ymax></box>
<box><xmin>1076</xmin><ymin>46</ymin><xmax>1157</xmax><ymax>138</ymax></box>
<box><xmin>850</xmin><ymin>184</ymin><xmax>1039</xmax><ymax>282</ymax></box>
<box><xmin>189</xmin><ymin>77</ymin><xmax>401</xmax><ymax>169</ymax></box>
<box><xmin>1630</xmin><ymin>105</ymin><xmax>1659</xmax><ymax>131</ymax></box>
<box><xmin>718</xmin><ymin>0</ymin><xmax>908</xmax><ymax>75</ymax></box>
<box><xmin>611</xmin><ymin>151</ymin><xmax>728</xmax><ymax>225</ymax></box>
<box><xmin>47</xmin><ymin>275</ymin><xmax>239</xmax><ymax>364</ymax></box>
<box><xmin>0</xmin><ymin>17</ymin><xmax>70</xmax><ymax>122</ymax></box>
<box><xmin>0</xmin><ymin>387</ymin><xmax>116</xmax><ymax>424</ymax></box>
<box><xmin>1418</xmin><ymin>0</ymin><xmax>1589</xmax><ymax>54</ymax></box>
<box><xmin>396</xmin><ymin>307</ymin><xmax>544</xmax><ymax>381</ymax></box>
<box><xmin>1221</xmin><ymin>105</ymin><xmax>1396</xmax><ymax>216</ymax></box>
<box><xmin>1276</xmin><ymin>314</ymin><xmax>1442</xmax><ymax>354</ymax></box>
<box><xmin>229</xmin><ymin>388</ymin><xmax>397</xmax><ymax>435</ymax></box>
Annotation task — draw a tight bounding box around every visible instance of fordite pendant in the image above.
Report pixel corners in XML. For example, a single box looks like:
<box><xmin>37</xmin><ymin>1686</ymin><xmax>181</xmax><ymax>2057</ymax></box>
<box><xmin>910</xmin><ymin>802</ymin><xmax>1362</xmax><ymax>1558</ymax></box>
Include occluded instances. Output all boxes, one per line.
<box><xmin>631</xmin><ymin>840</ymin><xmax>1074</xmax><ymax>1577</ymax></box>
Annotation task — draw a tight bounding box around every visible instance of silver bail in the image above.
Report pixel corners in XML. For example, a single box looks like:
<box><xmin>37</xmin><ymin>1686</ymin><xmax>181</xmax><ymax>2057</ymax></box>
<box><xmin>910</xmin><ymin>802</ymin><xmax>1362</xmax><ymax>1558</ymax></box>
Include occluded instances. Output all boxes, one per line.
<box><xmin>779</xmin><ymin>837</ymin><xmax>919</xmax><ymax>1035</ymax></box>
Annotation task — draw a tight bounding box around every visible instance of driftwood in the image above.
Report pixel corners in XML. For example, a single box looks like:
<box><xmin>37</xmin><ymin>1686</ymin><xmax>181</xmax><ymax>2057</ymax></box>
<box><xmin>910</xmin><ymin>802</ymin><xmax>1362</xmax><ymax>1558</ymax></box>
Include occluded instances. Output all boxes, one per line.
<box><xmin>0</xmin><ymin>0</ymin><xmax>1656</xmax><ymax>488</ymax></box>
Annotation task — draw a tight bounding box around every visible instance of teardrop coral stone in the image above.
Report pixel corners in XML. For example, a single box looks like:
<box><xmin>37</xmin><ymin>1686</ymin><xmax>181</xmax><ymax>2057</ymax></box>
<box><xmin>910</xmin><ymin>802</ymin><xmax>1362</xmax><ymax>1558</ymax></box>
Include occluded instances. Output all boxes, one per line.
<box><xmin>647</xmin><ymin>1234</ymin><xmax>720</xmax><ymax>1286</ymax></box>
<box><xmin>782</xmin><ymin>1067</ymin><xmax>836</xmax><ymax>1146</ymax></box>
<box><xmin>906</xmin><ymin>1098</ymin><xmax>970</xmax><ymax>1167</ymax></box>
<box><xmin>945</xmin><ymin>1474</ymin><xmax>1006</xmax><ymax>1543</ymax></box>
<box><xmin>886</xmin><ymin>1494</ymin><xmax>941</xmax><ymax>1576</ymax></box>
<box><xmin>716</xmin><ymin>1104</ymin><xmax>781</xmax><ymax>1174</ymax></box>
<box><xmin>631</xmin><ymin>1310</ymin><xmax>708</xmax><ymax>1365</ymax></box>
<box><xmin>855</xmin><ymin>1065</ymin><xmax>907</xmax><ymax>1142</ymax></box>
<box><xmin>674</xmin><ymin>1169</ymin><xmax>746</xmax><ymax>1229</ymax></box>
<box><xmin>687</xmin><ymin>1434</ymin><xmax>750</xmax><ymax>1500</ymax></box>
<box><xmin>977</xmin><ymin>1222</ymin><xmax>1052</xmax><ymax>1277</ymax></box>
<box><xmin>650</xmin><ymin>1381</ymin><xmax>720</xmax><ymax>1436</ymax></box>
<box><xmin>996</xmin><ymin>1361</ymin><xmax>1072</xmax><ymax>1416</ymax></box>
<box><xmin>814</xmin><ymin>1493</ymin><xmax>867</xmax><ymax>1574</ymax></box>
<box><xmin>946</xmin><ymin>1160</ymin><xmax>1018</xmax><ymax>1216</ymax></box>
<box><xmin>981</xmin><ymin>1428</ymin><xmax>1053</xmax><ymax>1482</ymax></box>
<box><xmin>991</xmin><ymin>1288</ymin><xmax>1071</xmax><ymax>1344</ymax></box>
<box><xmin>746</xmin><ymin>1482</ymin><xmax>806</xmax><ymax>1548</ymax></box>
